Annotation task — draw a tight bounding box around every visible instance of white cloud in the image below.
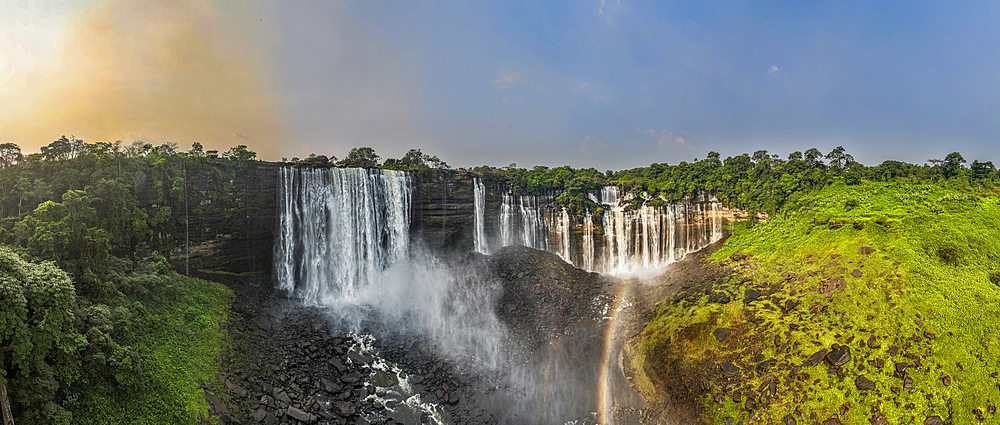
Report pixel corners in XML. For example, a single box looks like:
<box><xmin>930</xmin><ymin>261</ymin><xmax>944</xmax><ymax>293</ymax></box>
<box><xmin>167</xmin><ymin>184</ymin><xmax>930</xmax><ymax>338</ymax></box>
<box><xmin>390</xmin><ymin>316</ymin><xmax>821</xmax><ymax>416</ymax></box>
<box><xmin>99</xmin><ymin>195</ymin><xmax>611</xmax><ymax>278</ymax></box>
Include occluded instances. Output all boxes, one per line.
<box><xmin>579</xmin><ymin>136</ymin><xmax>610</xmax><ymax>156</ymax></box>
<box><xmin>768</xmin><ymin>65</ymin><xmax>780</xmax><ymax>75</ymax></box>
<box><xmin>645</xmin><ymin>129</ymin><xmax>689</xmax><ymax>147</ymax></box>
<box><xmin>599</xmin><ymin>0</ymin><xmax>623</xmax><ymax>15</ymax></box>
<box><xmin>491</xmin><ymin>71</ymin><xmax>521</xmax><ymax>89</ymax></box>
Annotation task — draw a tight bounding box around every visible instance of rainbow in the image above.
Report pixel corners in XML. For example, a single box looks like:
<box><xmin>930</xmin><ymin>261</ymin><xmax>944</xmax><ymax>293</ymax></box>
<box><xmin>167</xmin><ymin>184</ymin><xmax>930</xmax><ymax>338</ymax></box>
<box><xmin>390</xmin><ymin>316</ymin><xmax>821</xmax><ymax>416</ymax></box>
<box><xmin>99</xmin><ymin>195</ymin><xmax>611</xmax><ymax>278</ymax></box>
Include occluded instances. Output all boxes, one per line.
<box><xmin>597</xmin><ymin>281</ymin><xmax>631</xmax><ymax>425</ymax></box>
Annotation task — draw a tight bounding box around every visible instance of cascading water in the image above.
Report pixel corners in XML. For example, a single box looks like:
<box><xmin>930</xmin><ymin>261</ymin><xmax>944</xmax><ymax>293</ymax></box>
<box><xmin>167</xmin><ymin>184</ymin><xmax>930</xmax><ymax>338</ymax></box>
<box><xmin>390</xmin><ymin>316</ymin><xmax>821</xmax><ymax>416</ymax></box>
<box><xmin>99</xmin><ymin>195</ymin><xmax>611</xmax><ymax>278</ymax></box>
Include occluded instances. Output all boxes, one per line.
<box><xmin>275</xmin><ymin>167</ymin><xmax>410</xmax><ymax>304</ymax></box>
<box><xmin>275</xmin><ymin>167</ymin><xmax>506</xmax><ymax>370</ymax></box>
<box><xmin>493</xmin><ymin>186</ymin><xmax>725</xmax><ymax>275</ymax></box>
<box><xmin>473</xmin><ymin>178</ymin><xmax>488</xmax><ymax>254</ymax></box>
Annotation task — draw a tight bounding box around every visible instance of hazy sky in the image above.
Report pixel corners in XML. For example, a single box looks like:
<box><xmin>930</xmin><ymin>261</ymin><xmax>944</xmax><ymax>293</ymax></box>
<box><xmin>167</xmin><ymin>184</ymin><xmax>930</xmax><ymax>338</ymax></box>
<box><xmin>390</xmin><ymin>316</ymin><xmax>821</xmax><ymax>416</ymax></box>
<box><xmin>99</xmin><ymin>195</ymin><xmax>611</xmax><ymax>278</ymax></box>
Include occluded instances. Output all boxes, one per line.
<box><xmin>2</xmin><ymin>1</ymin><xmax>999</xmax><ymax>170</ymax></box>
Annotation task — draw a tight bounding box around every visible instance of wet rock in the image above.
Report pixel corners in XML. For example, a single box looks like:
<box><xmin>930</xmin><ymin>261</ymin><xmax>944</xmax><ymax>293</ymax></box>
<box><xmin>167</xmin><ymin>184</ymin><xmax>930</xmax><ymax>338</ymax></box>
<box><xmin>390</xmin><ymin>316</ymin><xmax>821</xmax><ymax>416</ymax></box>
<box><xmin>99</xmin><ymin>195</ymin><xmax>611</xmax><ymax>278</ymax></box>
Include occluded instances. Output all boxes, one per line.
<box><xmin>855</xmin><ymin>375</ymin><xmax>875</xmax><ymax>391</ymax></box>
<box><xmin>924</xmin><ymin>416</ymin><xmax>944</xmax><ymax>425</ymax></box>
<box><xmin>803</xmin><ymin>349</ymin><xmax>829</xmax><ymax>367</ymax></box>
<box><xmin>720</xmin><ymin>361</ymin><xmax>740</xmax><ymax>377</ymax></box>
<box><xmin>858</xmin><ymin>246</ymin><xmax>876</xmax><ymax>255</ymax></box>
<box><xmin>713</xmin><ymin>328</ymin><xmax>732</xmax><ymax>342</ymax></box>
<box><xmin>373</xmin><ymin>371</ymin><xmax>399</xmax><ymax>388</ymax></box>
<box><xmin>851</xmin><ymin>269</ymin><xmax>863</xmax><ymax>278</ymax></box>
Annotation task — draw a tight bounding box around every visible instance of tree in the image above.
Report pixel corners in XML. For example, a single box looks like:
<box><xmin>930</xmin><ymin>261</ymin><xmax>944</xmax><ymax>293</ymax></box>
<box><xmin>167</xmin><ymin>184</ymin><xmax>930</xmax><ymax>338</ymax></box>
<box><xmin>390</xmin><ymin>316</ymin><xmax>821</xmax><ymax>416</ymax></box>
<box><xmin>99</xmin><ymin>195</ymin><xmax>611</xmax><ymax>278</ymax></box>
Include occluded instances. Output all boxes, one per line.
<box><xmin>804</xmin><ymin>148</ymin><xmax>825</xmax><ymax>168</ymax></box>
<box><xmin>825</xmin><ymin>146</ymin><xmax>854</xmax><ymax>171</ymax></box>
<box><xmin>338</xmin><ymin>147</ymin><xmax>380</xmax><ymax>168</ymax></box>
<box><xmin>0</xmin><ymin>143</ymin><xmax>22</xmax><ymax>168</ymax></box>
<box><xmin>0</xmin><ymin>248</ymin><xmax>86</xmax><ymax>425</ymax></box>
<box><xmin>188</xmin><ymin>142</ymin><xmax>205</xmax><ymax>157</ymax></box>
<box><xmin>942</xmin><ymin>152</ymin><xmax>966</xmax><ymax>179</ymax></box>
<box><xmin>223</xmin><ymin>145</ymin><xmax>256</xmax><ymax>161</ymax></box>
<box><xmin>970</xmin><ymin>160</ymin><xmax>996</xmax><ymax>180</ymax></box>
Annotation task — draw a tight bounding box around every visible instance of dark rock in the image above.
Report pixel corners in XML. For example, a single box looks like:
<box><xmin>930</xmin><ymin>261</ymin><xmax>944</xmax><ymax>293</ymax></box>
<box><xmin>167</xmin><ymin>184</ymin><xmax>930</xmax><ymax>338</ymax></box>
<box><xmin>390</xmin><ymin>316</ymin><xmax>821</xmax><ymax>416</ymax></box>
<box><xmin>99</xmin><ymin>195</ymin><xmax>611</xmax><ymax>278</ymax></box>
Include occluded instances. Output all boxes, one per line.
<box><xmin>757</xmin><ymin>359</ymin><xmax>777</xmax><ymax>372</ymax></box>
<box><xmin>888</xmin><ymin>346</ymin><xmax>899</xmax><ymax>357</ymax></box>
<box><xmin>867</xmin><ymin>335</ymin><xmax>880</xmax><ymax>349</ymax></box>
<box><xmin>783</xmin><ymin>414</ymin><xmax>797</xmax><ymax>425</ymax></box>
<box><xmin>320</xmin><ymin>378</ymin><xmax>341</xmax><ymax>393</ymax></box>
<box><xmin>855</xmin><ymin>375</ymin><xmax>876</xmax><ymax>391</ymax></box>
<box><xmin>263</xmin><ymin>413</ymin><xmax>277</xmax><ymax>425</ymax></box>
<box><xmin>713</xmin><ymin>328</ymin><xmax>732</xmax><ymax>342</ymax></box>
<box><xmin>340</xmin><ymin>372</ymin><xmax>362</xmax><ymax>384</ymax></box>
<box><xmin>373</xmin><ymin>371</ymin><xmax>399</xmax><ymax>388</ymax></box>
<box><xmin>903</xmin><ymin>376</ymin><xmax>914</xmax><ymax>390</ymax></box>
<box><xmin>803</xmin><ymin>349</ymin><xmax>829</xmax><ymax>367</ymax></box>
<box><xmin>826</xmin><ymin>347</ymin><xmax>851</xmax><ymax>366</ymax></box>
<box><xmin>941</xmin><ymin>375</ymin><xmax>951</xmax><ymax>386</ymax></box>
<box><xmin>745</xmin><ymin>289</ymin><xmax>761</xmax><ymax>302</ymax></box>
<box><xmin>895</xmin><ymin>362</ymin><xmax>909</xmax><ymax>374</ymax></box>
<box><xmin>924</xmin><ymin>416</ymin><xmax>944</xmax><ymax>425</ymax></box>
<box><xmin>333</xmin><ymin>401</ymin><xmax>355</xmax><ymax>417</ymax></box>
<box><xmin>823</xmin><ymin>262</ymin><xmax>839</xmax><ymax>269</ymax></box>
<box><xmin>205</xmin><ymin>392</ymin><xmax>229</xmax><ymax>416</ymax></box>
<box><xmin>851</xmin><ymin>269</ymin><xmax>863</xmax><ymax>278</ymax></box>
<box><xmin>858</xmin><ymin>246</ymin><xmax>876</xmax><ymax>255</ymax></box>
<box><xmin>784</xmin><ymin>300</ymin><xmax>801</xmax><ymax>312</ymax></box>
<box><xmin>253</xmin><ymin>407</ymin><xmax>266</xmax><ymax>423</ymax></box>
<box><xmin>988</xmin><ymin>405</ymin><xmax>996</xmax><ymax>414</ymax></box>
<box><xmin>226</xmin><ymin>380</ymin><xmax>248</xmax><ymax>398</ymax></box>
<box><xmin>720</xmin><ymin>361</ymin><xmax>740</xmax><ymax>377</ymax></box>
<box><xmin>822</xmin><ymin>417</ymin><xmax>843</xmax><ymax>425</ymax></box>
<box><xmin>286</xmin><ymin>406</ymin><xmax>312</xmax><ymax>423</ymax></box>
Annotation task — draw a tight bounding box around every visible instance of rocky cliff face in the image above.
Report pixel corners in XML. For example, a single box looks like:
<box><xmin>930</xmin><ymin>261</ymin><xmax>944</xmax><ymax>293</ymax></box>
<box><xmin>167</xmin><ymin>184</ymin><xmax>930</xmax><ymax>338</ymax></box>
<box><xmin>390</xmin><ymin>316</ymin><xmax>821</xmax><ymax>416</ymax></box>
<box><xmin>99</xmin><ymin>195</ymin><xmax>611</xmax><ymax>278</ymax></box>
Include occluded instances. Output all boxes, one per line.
<box><xmin>172</xmin><ymin>164</ymin><xmax>729</xmax><ymax>277</ymax></box>
<box><xmin>162</xmin><ymin>161</ymin><xmax>280</xmax><ymax>275</ymax></box>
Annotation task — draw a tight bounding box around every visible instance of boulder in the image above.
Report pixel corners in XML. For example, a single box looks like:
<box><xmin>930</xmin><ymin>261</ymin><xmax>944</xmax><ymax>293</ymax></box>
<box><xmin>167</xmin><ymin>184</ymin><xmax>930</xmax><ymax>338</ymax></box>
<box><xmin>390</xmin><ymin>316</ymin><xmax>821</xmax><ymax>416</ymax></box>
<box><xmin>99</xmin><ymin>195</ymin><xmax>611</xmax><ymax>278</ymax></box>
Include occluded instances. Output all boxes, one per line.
<box><xmin>285</xmin><ymin>406</ymin><xmax>312</xmax><ymax>423</ymax></box>
<box><xmin>870</xmin><ymin>412</ymin><xmax>889</xmax><ymax>425</ymax></box>
<box><xmin>826</xmin><ymin>347</ymin><xmax>851</xmax><ymax>367</ymax></box>
<box><xmin>802</xmin><ymin>349</ymin><xmax>829</xmax><ymax>368</ymax></box>
<box><xmin>720</xmin><ymin>361</ymin><xmax>740</xmax><ymax>377</ymax></box>
<box><xmin>924</xmin><ymin>416</ymin><xmax>944</xmax><ymax>425</ymax></box>
<box><xmin>851</xmin><ymin>269</ymin><xmax>863</xmax><ymax>278</ymax></box>
<box><xmin>713</xmin><ymin>328</ymin><xmax>732</xmax><ymax>342</ymax></box>
<box><xmin>858</xmin><ymin>246</ymin><xmax>876</xmax><ymax>255</ymax></box>
<box><xmin>855</xmin><ymin>375</ymin><xmax>875</xmax><ymax>391</ymax></box>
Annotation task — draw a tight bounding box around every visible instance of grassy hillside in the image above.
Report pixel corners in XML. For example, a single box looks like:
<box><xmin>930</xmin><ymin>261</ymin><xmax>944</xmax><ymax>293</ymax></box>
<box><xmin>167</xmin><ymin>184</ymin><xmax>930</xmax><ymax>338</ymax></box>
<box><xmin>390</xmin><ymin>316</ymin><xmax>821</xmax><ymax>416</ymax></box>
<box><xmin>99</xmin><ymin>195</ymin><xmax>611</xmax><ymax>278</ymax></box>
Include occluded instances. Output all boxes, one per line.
<box><xmin>628</xmin><ymin>181</ymin><xmax>1000</xmax><ymax>423</ymax></box>
<box><xmin>71</xmin><ymin>273</ymin><xmax>232</xmax><ymax>424</ymax></box>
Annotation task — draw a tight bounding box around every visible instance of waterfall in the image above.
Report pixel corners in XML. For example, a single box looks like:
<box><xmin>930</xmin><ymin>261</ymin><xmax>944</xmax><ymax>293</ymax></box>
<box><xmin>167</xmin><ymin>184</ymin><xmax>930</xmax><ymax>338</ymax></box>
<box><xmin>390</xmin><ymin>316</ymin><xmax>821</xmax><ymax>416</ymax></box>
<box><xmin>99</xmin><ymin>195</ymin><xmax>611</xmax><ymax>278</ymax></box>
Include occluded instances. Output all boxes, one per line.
<box><xmin>711</xmin><ymin>201</ymin><xmax>722</xmax><ymax>242</ymax></box>
<box><xmin>554</xmin><ymin>208</ymin><xmax>572</xmax><ymax>264</ymax></box>
<box><xmin>473</xmin><ymin>178</ymin><xmax>488</xmax><ymax>254</ymax></box>
<box><xmin>275</xmin><ymin>167</ymin><xmax>506</xmax><ymax>370</ymax></box>
<box><xmin>582</xmin><ymin>212</ymin><xmax>594</xmax><ymax>271</ymax></box>
<box><xmin>275</xmin><ymin>167</ymin><xmax>410</xmax><ymax>305</ymax></box>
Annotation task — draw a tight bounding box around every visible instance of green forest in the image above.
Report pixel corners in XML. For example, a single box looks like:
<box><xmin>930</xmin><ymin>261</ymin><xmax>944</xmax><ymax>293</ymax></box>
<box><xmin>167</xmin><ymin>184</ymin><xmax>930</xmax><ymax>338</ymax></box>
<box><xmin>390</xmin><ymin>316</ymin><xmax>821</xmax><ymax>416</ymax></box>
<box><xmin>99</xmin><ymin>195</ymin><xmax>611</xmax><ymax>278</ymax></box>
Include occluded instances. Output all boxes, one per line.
<box><xmin>0</xmin><ymin>136</ymin><xmax>998</xmax><ymax>424</ymax></box>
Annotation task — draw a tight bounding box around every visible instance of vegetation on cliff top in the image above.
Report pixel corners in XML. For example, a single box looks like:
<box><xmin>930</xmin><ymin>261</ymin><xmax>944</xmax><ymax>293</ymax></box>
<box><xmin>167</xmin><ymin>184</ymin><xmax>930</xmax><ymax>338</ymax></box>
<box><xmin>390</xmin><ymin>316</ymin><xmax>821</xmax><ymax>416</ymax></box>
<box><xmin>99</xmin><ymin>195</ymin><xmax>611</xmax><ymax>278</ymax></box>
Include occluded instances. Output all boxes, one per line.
<box><xmin>0</xmin><ymin>137</ymin><xmax>240</xmax><ymax>424</ymax></box>
<box><xmin>629</xmin><ymin>180</ymin><xmax>1000</xmax><ymax>423</ymax></box>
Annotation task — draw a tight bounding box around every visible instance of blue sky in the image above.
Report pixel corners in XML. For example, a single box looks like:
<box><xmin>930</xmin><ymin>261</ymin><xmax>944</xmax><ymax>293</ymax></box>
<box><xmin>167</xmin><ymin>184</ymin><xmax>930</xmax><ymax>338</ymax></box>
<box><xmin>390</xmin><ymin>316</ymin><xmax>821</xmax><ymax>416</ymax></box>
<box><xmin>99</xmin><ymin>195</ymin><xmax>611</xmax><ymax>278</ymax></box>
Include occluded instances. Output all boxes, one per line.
<box><xmin>3</xmin><ymin>1</ymin><xmax>999</xmax><ymax>170</ymax></box>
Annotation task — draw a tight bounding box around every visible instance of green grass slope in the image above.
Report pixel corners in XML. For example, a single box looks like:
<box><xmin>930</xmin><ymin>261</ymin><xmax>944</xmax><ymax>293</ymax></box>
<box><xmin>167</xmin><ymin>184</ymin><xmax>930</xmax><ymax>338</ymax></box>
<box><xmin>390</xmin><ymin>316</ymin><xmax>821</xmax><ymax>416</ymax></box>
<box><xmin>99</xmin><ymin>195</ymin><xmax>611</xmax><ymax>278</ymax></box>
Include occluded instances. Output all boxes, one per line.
<box><xmin>71</xmin><ymin>274</ymin><xmax>232</xmax><ymax>424</ymax></box>
<box><xmin>629</xmin><ymin>181</ymin><xmax>1000</xmax><ymax>424</ymax></box>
